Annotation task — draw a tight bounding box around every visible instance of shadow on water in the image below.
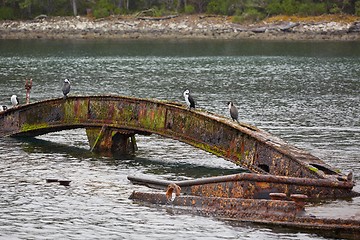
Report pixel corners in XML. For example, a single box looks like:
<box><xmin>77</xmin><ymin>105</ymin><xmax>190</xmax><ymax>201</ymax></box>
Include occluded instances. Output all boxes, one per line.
<box><xmin>125</xmin><ymin>156</ymin><xmax>247</xmax><ymax>179</ymax></box>
<box><xmin>17</xmin><ymin>136</ymin><xmax>95</xmax><ymax>159</ymax></box>
<box><xmin>17</xmin><ymin>136</ymin><xmax>245</xmax><ymax>179</ymax></box>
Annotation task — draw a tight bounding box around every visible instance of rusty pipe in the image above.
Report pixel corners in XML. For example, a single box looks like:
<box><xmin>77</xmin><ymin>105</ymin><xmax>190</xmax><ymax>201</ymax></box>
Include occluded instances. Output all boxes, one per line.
<box><xmin>128</xmin><ymin>173</ymin><xmax>354</xmax><ymax>190</ymax></box>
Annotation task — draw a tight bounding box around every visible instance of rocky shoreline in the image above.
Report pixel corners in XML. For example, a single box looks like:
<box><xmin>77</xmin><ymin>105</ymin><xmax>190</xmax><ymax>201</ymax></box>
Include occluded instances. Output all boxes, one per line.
<box><xmin>1</xmin><ymin>15</ymin><xmax>360</xmax><ymax>41</ymax></box>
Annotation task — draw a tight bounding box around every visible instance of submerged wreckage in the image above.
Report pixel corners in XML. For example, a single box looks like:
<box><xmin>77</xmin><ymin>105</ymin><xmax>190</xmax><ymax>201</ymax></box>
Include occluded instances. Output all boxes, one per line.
<box><xmin>128</xmin><ymin>115</ymin><xmax>360</xmax><ymax>236</ymax></box>
<box><xmin>0</xmin><ymin>93</ymin><xmax>359</xmax><ymax>236</ymax></box>
<box><xmin>129</xmin><ymin>173</ymin><xmax>359</xmax><ymax>237</ymax></box>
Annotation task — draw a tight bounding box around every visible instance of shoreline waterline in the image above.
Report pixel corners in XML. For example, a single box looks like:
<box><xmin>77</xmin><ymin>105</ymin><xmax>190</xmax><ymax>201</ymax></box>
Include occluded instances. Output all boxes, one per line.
<box><xmin>1</xmin><ymin>15</ymin><xmax>360</xmax><ymax>41</ymax></box>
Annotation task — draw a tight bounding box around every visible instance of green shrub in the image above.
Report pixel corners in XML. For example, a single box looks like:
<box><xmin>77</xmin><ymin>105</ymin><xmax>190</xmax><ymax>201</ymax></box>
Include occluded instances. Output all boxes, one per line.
<box><xmin>232</xmin><ymin>15</ymin><xmax>242</xmax><ymax>23</ymax></box>
<box><xmin>207</xmin><ymin>0</ymin><xmax>229</xmax><ymax>15</ymax></box>
<box><xmin>266</xmin><ymin>0</ymin><xmax>283</xmax><ymax>15</ymax></box>
<box><xmin>207</xmin><ymin>1</ymin><xmax>221</xmax><ymax>14</ymax></box>
<box><xmin>298</xmin><ymin>2</ymin><xmax>326</xmax><ymax>16</ymax></box>
<box><xmin>0</xmin><ymin>7</ymin><xmax>15</xmax><ymax>20</ymax></box>
<box><xmin>282</xmin><ymin>0</ymin><xmax>299</xmax><ymax>15</ymax></box>
<box><xmin>356</xmin><ymin>1</ymin><xmax>360</xmax><ymax>16</ymax></box>
<box><xmin>184</xmin><ymin>5</ymin><xmax>195</xmax><ymax>14</ymax></box>
<box><xmin>92</xmin><ymin>0</ymin><xmax>118</xmax><ymax>18</ymax></box>
<box><xmin>232</xmin><ymin>8</ymin><xmax>265</xmax><ymax>23</ymax></box>
<box><xmin>93</xmin><ymin>8</ymin><xmax>109</xmax><ymax>18</ymax></box>
<box><xmin>154</xmin><ymin>7</ymin><xmax>164</xmax><ymax>17</ymax></box>
<box><xmin>266</xmin><ymin>0</ymin><xmax>299</xmax><ymax>16</ymax></box>
<box><xmin>329</xmin><ymin>3</ymin><xmax>341</xmax><ymax>14</ymax></box>
<box><xmin>113</xmin><ymin>8</ymin><xmax>122</xmax><ymax>15</ymax></box>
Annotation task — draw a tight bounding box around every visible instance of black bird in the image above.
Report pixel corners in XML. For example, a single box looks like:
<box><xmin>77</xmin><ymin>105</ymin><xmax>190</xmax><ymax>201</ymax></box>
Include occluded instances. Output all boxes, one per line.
<box><xmin>227</xmin><ymin>101</ymin><xmax>239</xmax><ymax>123</ymax></box>
<box><xmin>62</xmin><ymin>79</ymin><xmax>71</xmax><ymax>99</ymax></box>
<box><xmin>183</xmin><ymin>89</ymin><xmax>195</xmax><ymax>109</ymax></box>
<box><xmin>347</xmin><ymin>170</ymin><xmax>353</xmax><ymax>182</ymax></box>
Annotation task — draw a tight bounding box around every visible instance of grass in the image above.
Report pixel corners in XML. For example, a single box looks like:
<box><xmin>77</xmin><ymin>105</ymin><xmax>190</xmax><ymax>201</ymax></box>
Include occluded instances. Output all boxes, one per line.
<box><xmin>265</xmin><ymin>14</ymin><xmax>360</xmax><ymax>24</ymax></box>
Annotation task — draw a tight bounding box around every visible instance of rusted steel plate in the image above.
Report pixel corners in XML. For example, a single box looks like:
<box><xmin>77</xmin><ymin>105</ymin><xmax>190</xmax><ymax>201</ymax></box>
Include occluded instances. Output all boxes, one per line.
<box><xmin>129</xmin><ymin>191</ymin><xmax>360</xmax><ymax>237</ymax></box>
<box><xmin>129</xmin><ymin>191</ymin><xmax>302</xmax><ymax>219</ymax></box>
<box><xmin>0</xmin><ymin>95</ymin><xmax>353</xmax><ymax>184</ymax></box>
<box><xmin>128</xmin><ymin>173</ymin><xmax>358</xmax><ymax>199</ymax></box>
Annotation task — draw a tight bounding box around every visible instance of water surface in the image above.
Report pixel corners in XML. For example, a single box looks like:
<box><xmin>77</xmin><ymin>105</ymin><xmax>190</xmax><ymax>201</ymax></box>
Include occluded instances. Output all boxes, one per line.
<box><xmin>0</xmin><ymin>39</ymin><xmax>359</xmax><ymax>239</ymax></box>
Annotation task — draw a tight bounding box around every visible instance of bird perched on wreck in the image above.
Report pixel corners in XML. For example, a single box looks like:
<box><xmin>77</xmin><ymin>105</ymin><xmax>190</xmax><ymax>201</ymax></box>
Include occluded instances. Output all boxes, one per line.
<box><xmin>62</xmin><ymin>79</ymin><xmax>71</xmax><ymax>99</ymax></box>
<box><xmin>227</xmin><ymin>101</ymin><xmax>239</xmax><ymax>123</ymax></box>
<box><xmin>0</xmin><ymin>105</ymin><xmax>7</xmax><ymax>112</ymax></box>
<box><xmin>347</xmin><ymin>170</ymin><xmax>353</xmax><ymax>182</ymax></box>
<box><xmin>183</xmin><ymin>89</ymin><xmax>195</xmax><ymax>110</ymax></box>
<box><xmin>11</xmin><ymin>95</ymin><xmax>19</xmax><ymax>107</ymax></box>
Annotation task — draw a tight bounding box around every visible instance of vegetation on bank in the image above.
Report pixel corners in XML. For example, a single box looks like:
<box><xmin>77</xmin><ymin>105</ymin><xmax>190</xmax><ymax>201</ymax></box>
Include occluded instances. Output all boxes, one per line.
<box><xmin>1</xmin><ymin>0</ymin><xmax>360</xmax><ymax>23</ymax></box>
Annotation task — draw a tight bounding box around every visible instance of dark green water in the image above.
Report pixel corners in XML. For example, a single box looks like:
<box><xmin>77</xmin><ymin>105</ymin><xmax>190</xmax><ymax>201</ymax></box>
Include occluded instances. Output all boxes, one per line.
<box><xmin>0</xmin><ymin>39</ymin><xmax>359</xmax><ymax>239</ymax></box>
<box><xmin>2</xmin><ymin>39</ymin><xmax>360</xmax><ymax>57</ymax></box>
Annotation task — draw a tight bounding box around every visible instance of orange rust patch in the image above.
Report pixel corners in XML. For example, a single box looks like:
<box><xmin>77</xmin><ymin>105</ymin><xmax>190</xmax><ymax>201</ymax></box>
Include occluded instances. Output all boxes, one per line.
<box><xmin>256</xmin><ymin>182</ymin><xmax>271</xmax><ymax>189</ymax></box>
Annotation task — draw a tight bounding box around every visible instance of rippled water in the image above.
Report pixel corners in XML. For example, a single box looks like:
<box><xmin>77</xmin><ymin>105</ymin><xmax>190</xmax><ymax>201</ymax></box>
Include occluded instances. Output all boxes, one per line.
<box><xmin>0</xmin><ymin>39</ymin><xmax>359</xmax><ymax>239</ymax></box>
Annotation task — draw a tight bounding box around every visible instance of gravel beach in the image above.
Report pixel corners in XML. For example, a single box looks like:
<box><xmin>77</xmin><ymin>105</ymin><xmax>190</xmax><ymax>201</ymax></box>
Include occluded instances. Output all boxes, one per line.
<box><xmin>1</xmin><ymin>15</ymin><xmax>360</xmax><ymax>41</ymax></box>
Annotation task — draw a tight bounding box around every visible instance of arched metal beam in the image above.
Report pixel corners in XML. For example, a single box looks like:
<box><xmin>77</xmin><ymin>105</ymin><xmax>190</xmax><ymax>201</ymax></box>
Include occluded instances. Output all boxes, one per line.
<box><xmin>0</xmin><ymin>95</ymin><xmax>351</xmax><ymax>183</ymax></box>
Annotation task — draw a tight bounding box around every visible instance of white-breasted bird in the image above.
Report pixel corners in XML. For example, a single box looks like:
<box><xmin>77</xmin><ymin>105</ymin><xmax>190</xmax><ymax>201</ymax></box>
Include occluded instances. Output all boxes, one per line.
<box><xmin>0</xmin><ymin>105</ymin><xmax>7</xmax><ymax>112</ymax></box>
<box><xmin>183</xmin><ymin>89</ymin><xmax>195</xmax><ymax>110</ymax></box>
<box><xmin>227</xmin><ymin>101</ymin><xmax>239</xmax><ymax>123</ymax></box>
<box><xmin>62</xmin><ymin>79</ymin><xmax>71</xmax><ymax>99</ymax></box>
<box><xmin>11</xmin><ymin>95</ymin><xmax>19</xmax><ymax>106</ymax></box>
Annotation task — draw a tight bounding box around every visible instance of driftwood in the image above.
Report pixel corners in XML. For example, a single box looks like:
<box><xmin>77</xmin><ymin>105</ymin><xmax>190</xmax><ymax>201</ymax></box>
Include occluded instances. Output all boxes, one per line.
<box><xmin>231</xmin><ymin>22</ymin><xmax>299</xmax><ymax>33</ymax></box>
<box><xmin>134</xmin><ymin>8</ymin><xmax>178</xmax><ymax>21</ymax></box>
<box><xmin>250</xmin><ymin>22</ymin><xmax>299</xmax><ymax>33</ymax></box>
<box><xmin>34</xmin><ymin>14</ymin><xmax>47</xmax><ymax>20</ymax></box>
<box><xmin>199</xmin><ymin>15</ymin><xmax>218</xmax><ymax>19</ymax></box>
<box><xmin>134</xmin><ymin>8</ymin><xmax>156</xmax><ymax>18</ymax></box>
<box><xmin>136</xmin><ymin>15</ymin><xmax>178</xmax><ymax>21</ymax></box>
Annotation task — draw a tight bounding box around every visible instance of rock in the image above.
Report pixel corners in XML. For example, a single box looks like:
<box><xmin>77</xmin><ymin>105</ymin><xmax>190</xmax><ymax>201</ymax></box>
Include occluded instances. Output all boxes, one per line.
<box><xmin>348</xmin><ymin>21</ymin><xmax>360</xmax><ymax>32</ymax></box>
<box><xmin>34</xmin><ymin>14</ymin><xmax>47</xmax><ymax>20</ymax></box>
<box><xmin>0</xmin><ymin>15</ymin><xmax>359</xmax><ymax>41</ymax></box>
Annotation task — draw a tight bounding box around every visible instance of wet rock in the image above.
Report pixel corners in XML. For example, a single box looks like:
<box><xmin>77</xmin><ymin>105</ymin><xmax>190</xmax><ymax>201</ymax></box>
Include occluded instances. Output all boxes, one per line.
<box><xmin>0</xmin><ymin>15</ymin><xmax>359</xmax><ymax>41</ymax></box>
<box><xmin>348</xmin><ymin>21</ymin><xmax>360</xmax><ymax>32</ymax></box>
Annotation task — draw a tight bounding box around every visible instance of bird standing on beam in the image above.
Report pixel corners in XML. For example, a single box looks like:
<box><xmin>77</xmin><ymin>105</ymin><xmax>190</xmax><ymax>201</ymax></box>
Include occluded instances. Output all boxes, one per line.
<box><xmin>11</xmin><ymin>95</ymin><xmax>19</xmax><ymax>107</ymax></box>
<box><xmin>0</xmin><ymin>105</ymin><xmax>7</xmax><ymax>112</ymax></box>
<box><xmin>183</xmin><ymin>89</ymin><xmax>195</xmax><ymax>110</ymax></box>
<box><xmin>62</xmin><ymin>79</ymin><xmax>71</xmax><ymax>99</ymax></box>
<box><xmin>227</xmin><ymin>101</ymin><xmax>239</xmax><ymax>123</ymax></box>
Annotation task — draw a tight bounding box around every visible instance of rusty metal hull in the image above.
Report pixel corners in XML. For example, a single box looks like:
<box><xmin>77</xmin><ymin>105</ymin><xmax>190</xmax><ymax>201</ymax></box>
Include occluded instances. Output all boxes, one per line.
<box><xmin>128</xmin><ymin>173</ymin><xmax>358</xmax><ymax>199</ymax></box>
<box><xmin>129</xmin><ymin>191</ymin><xmax>360</xmax><ymax>237</ymax></box>
<box><xmin>129</xmin><ymin>174</ymin><xmax>360</xmax><ymax>237</ymax></box>
<box><xmin>0</xmin><ymin>95</ymin><xmax>352</xmax><ymax>183</ymax></box>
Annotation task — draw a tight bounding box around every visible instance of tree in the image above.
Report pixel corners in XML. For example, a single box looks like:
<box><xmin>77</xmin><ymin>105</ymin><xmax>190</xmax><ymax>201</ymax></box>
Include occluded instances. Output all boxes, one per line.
<box><xmin>71</xmin><ymin>0</ymin><xmax>77</xmax><ymax>16</ymax></box>
<box><xmin>1</xmin><ymin>0</ymin><xmax>359</xmax><ymax>20</ymax></box>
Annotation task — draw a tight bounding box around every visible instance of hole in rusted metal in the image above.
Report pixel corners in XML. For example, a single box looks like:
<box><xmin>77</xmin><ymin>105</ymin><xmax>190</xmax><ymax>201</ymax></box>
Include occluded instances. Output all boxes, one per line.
<box><xmin>258</xmin><ymin>164</ymin><xmax>270</xmax><ymax>173</ymax></box>
<box><xmin>309</xmin><ymin>163</ymin><xmax>338</xmax><ymax>175</ymax></box>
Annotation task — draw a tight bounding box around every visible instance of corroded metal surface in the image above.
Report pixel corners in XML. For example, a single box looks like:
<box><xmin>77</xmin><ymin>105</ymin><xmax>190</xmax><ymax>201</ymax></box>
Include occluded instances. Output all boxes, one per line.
<box><xmin>0</xmin><ymin>95</ymin><xmax>352</xmax><ymax>182</ymax></box>
<box><xmin>128</xmin><ymin>174</ymin><xmax>359</xmax><ymax>236</ymax></box>
<box><xmin>128</xmin><ymin>173</ymin><xmax>358</xmax><ymax>199</ymax></box>
<box><xmin>129</xmin><ymin>191</ymin><xmax>303</xmax><ymax>219</ymax></box>
<box><xmin>129</xmin><ymin>191</ymin><xmax>360</xmax><ymax>238</ymax></box>
<box><xmin>85</xmin><ymin>126</ymin><xmax>137</xmax><ymax>154</ymax></box>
